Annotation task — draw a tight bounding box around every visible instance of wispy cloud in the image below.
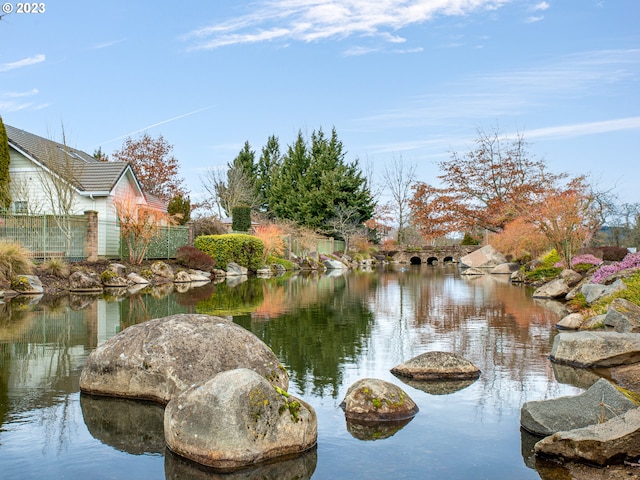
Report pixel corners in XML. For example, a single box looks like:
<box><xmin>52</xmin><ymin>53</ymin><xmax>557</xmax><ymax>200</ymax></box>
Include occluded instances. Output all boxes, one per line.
<box><xmin>531</xmin><ymin>1</ymin><xmax>550</xmax><ymax>11</ymax></box>
<box><xmin>525</xmin><ymin>117</ymin><xmax>640</xmax><ymax>140</ymax></box>
<box><xmin>183</xmin><ymin>0</ymin><xmax>511</xmax><ymax>50</ymax></box>
<box><xmin>97</xmin><ymin>105</ymin><xmax>216</xmax><ymax>146</ymax></box>
<box><xmin>354</xmin><ymin>49</ymin><xmax>640</xmax><ymax>129</ymax></box>
<box><xmin>0</xmin><ymin>54</ymin><xmax>46</xmax><ymax>72</ymax></box>
<box><xmin>92</xmin><ymin>38</ymin><xmax>126</xmax><ymax>49</ymax></box>
<box><xmin>0</xmin><ymin>88</ymin><xmax>49</xmax><ymax>112</ymax></box>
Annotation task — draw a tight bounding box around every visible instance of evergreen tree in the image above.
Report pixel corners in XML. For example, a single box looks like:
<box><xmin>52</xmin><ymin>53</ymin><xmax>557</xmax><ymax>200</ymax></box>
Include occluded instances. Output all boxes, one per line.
<box><xmin>231</xmin><ymin>141</ymin><xmax>257</xmax><ymax>187</ymax></box>
<box><xmin>256</xmin><ymin>135</ymin><xmax>281</xmax><ymax>213</ymax></box>
<box><xmin>268</xmin><ymin>128</ymin><xmax>374</xmax><ymax>231</ymax></box>
<box><xmin>168</xmin><ymin>194</ymin><xmax>191</xmax><ymax>225</ymax></box>
<box><xmin>0</xmin><ymin>117</ymin><xmax>11</xmax><ymax>211</ymax></box>
<box><xmin>269</xmin><ymin>131</ymin><xmax>310</xmax><ymax>221</ymax></box>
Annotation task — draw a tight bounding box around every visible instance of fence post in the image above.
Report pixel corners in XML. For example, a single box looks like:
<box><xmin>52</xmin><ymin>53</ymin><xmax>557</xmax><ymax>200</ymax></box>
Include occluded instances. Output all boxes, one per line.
<box><xmin>84</xmin><ymin>210</ymin><xmax>99</xmax><ymax>262</ymax></box>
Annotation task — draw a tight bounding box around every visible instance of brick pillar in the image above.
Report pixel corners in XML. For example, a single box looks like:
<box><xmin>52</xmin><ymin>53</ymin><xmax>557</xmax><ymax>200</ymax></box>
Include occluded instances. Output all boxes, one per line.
<box><xmin>84</xmin><ymin>210</ymin><xmax>99</xmax><ymax>262</ymax></box>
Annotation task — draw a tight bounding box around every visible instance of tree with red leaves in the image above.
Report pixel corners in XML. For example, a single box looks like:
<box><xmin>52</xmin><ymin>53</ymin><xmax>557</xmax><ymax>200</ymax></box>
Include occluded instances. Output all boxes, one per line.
<box><xmin>113</xmin><ymin>133</ymin><xmax>186</xmax><ymax>201</ymax></box>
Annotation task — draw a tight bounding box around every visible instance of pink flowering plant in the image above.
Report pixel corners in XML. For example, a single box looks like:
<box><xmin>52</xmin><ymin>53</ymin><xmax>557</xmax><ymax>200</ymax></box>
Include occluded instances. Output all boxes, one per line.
<box><xmin>591</xmin><ymin>252</ymin><xmax>640</xmax><ymax>284</ymax></box>
<box><xmin>571</xmin><ymin>254</ymin><xmax>603</xmax><ymax>273</ymax></box>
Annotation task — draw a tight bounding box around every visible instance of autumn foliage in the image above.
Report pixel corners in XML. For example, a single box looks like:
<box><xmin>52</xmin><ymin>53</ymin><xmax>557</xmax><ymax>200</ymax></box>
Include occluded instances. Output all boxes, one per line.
<box><xmin>489</xmin><ymin>217</ymin><xmax>548</xmax><ymax>262</ymax></box>
<box><xmin>253</xmin><ymin>224</ymin><xmax>285</xmax><ymax>261</ymax></box>
<box><xmin>113</xmin><ymin>133</ymin><xmax>185</xmax><ymax>201</ymax></box>
<box><xmin>114</xmin><ymin>188</ymin><xmax>176</xmax><ymax>264</ymax></box>
<box><xmin>411</xmin><ymin>129</ymin><xmax>564</xmax><ymax>237</ymax></box>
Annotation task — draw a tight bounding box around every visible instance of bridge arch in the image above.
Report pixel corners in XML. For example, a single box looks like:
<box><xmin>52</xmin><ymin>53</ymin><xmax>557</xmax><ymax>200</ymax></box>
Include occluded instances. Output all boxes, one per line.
<box><xmin>410</xmin><ymin>256</ymin><xmax>422</xmax><ymax>265</ymax></box>
<box><xmin>387</xmin><ymin>245</ymin><xmax>481</xmax><ymax>265</ymax></box>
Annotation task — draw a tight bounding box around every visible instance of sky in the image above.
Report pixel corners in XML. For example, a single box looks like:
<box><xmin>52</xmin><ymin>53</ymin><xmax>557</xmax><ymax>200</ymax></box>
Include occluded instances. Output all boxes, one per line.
<box><xmin>1</xmin><ymin>0</ymin><xmax>639</xmax><ymax>209</ymax></box>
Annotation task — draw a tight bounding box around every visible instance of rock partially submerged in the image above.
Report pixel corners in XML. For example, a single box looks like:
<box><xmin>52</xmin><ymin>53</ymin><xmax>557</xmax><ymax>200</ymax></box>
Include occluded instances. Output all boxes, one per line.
<box><xmin>340</xmin><ymin>378</ymin><xmax>418</xmax><ymax>422</ymax></box>
<box><xmin>520</xmin><ymin>378</ymin><xmax>638</xmax><ymax>436</ymax></box>
<box><xmin>550</xmin><ymin>331</ymin><xmax>640</xmax><ymax>368</ymax></box>
<box><xmin>391</xmin><ymin>351</ymin><xmax>481</xmax><ymax>380</ymax></box>
<box><xmin>164</xmin><ymin>368</ymin><xmax>317</xmax><ymax>471</ymax></box>
<box><xmin>535</xmin><ymin>407</ymin><xmax>640</xmax><ymax>466</ymax></box>
<box><xmin>79</xmin><ymin>313</ymin><xmax>288</xmax><ymax>404</ymax></box>
<box><xmin>460</xmin><ymin>245</ymin><xmax>507</xmax><ymax>269</ymax></box>
<box><xmin>532</xmin><ymin>278</ymin><xmax>570</xmax><ymax>299</ymax></box>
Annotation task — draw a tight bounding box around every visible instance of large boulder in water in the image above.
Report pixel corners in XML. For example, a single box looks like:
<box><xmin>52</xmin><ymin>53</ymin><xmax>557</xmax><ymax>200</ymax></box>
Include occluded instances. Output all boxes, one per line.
<box><xmin>164</xmin><ymin>368</ymin><xmax>317</xmax><ymax>470</ymax></box>
<box><xmin>79</xmin><ymin>314</ymin><xmax>288</xmax><ymax>404</ymax></box>
<box><xmin>460</xmin><ymin>245</ymin><xmax>507</xmax><ymax>269</ymax></box>
<box><xmin>535</xmin><ymin>407</ymin><xmax>640</xmax><ymax>466</ymax></box>
<box><xmin>520</xmin><ymin>378</ymin><xmax>638</xmax><ymax>436</ymax></box>
<box><xmin>340</xmin><ymin>378</ymin><xmax>418</xmax><ymax>422</ymax></box>
<box><xmin>550</xmin><ymin>331</ymin><xmax>640</xmax><ymax>368</ymax></box>
<box><xmin>391</xmin><ymin>351</ymin><xmax>481</xmax><ymax>380</ymax></box>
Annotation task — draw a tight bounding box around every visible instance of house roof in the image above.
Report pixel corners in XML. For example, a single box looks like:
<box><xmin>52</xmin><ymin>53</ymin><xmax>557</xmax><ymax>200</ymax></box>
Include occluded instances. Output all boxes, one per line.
<box><xmin>6</xmin><ymin>124</ymin><xmax>132</xmax><ymax>194</ymax></box>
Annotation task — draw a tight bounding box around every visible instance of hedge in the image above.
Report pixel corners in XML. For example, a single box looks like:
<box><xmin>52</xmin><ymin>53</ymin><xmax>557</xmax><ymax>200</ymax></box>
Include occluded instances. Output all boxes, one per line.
<box><xmin>195</xmin><ymin>233</ymin><xmax>264</xmax><ymax>271</ymax></box>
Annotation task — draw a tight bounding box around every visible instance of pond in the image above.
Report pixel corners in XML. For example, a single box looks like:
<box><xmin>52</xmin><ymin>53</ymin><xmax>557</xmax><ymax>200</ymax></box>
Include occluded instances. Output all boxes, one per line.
<box><xmin>0</xmin><ymin>264</ymin><xmax>589</xmax><ymax>479</ymax></box>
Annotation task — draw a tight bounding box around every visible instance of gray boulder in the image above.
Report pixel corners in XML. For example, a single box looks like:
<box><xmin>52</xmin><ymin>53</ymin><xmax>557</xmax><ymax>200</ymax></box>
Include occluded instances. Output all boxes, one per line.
<box><xmin>520</xmin><ymin>378</ymin><xmax>638</xmax><ymax>436</ymax></box>
<box><xmin>391</xmin><ymin>351</ymin><xmax>481</xmax><ymax>380</ymax></box>
<box><xmin>173</xmin><ymin>270</ymin><xmax>192</xmax><ymax>283</ymax></box>
<box><xmin>560</xmin><ymin>269</ymin><xmax>583</xmax><ymax>287</ymax></box>
<box><xmin>460</xmin><ymin>245</ymin><xmax>507</xmax><ymax>269</ymax></box>
<box><xmin>323</xmin><ymin>259</ymin><xmax>348</xmax><ymax>270</ymax></box>
<box><xmin>532</xmin><ymin>278</ymin><xmax>570</xmax><ymax>299</ymax></box>
<box><xmin>460</xmin><ymin>267</ymin><xmax>486</xmax><ymax>276</ymax></box>
<box><xmin>127</xmin><ymin>272</ymin><xmax>150</xmax><ymax>285</ymax></box>
<box><xmin>534</xmin><ymin>407</ymin><xmax>640</xmax><ymax>466</ymax></box>
<box><xmin>11</xmin><ymin>274</ymin><xmax>44</xmax><ymax>294</ymax></box>
<box><xmin>151</xmin><ymin>261</ymin><xmax>174</xmax><ymax>280</ymax></box>
<box><xmin>79</xmin><ymin>313</ymin><xmax>288</xmax><ymax>404</ymax></box>
<box><xmin>256</xmin><ymin>268</ymin><xmax>272</xmax><ymax>277</ymax></box>
<box><xmin>550</xmin><ymin>331</ymin><xmax>640</xmax><ymax>368</ymax></box>
<box><xmin>579</xmin><ymin>314</ymin><xmax>606</xmax><ymax>330</ymax></box>
<box><xmin>69</xmin><ymin>270</ymin><xmax>103</xmax><ymax>292</ymax></box>
<box><xmin>510</xmin><ymin>270</ymin><xmax>527</xmax><ymax>283</ymax></box>
<box><xmin>581</xmin><ymin>279</ymin><xmax>627</xmax><ymax>304</ymax></box>
<box><xmin>556</xmin><ymin>313</ymin><xmax>584</xmax><ymax>330</ymax></box>
<box><xmin>340</xmin><ymin>378</ymin><xmax>418</xmax><ymax>422</ymax></box>
<box><xmin>107</xmin><ymin>263</ymin><xmax>128</xmax><ymax>276</ymax></box>
<box><xmin>101</xmin><ymin>269</ymin><xmax>129</xmax><ymax>287</ymax></box>
<box><xmin>490</xmin><ymin>263</ymin><xmax>520</xmax><ymax>274</ymax></box>
<box><xmin>604</xmin><ymin>298</ymin><xmax>640</xmax><ymax>333</ymax></box>
<box><xmin>226</xmin><ymin>262</ymin><xmax>248</xmax><ymax>276</ymax></box>
<box><xmin>164</xmin><ymin>368</ymin><xmax>317</xmax><ymax>471</ymax></box>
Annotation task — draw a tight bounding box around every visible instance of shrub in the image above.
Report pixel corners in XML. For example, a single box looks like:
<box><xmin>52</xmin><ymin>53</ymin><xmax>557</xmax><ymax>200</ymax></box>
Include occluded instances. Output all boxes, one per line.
<box><xmin>591</xmin><ymin>252</ymin><xmax>640</xmax><ymax>284</ymax></box>
<box><xmin>195</xmin><ymin>234</ymin><xmax>264</xmax><ymax>271</ymax></box>
<box><xmin>42</xmin><ymin>258</ymin><xmax>70</xmax><ymax>278</ymax></box>
<box><xmin>525</xmin><ymin>266</ymin><xmax>562</xmax><ymax>282</ymax></box>
<box><xmin>253</xmin><ymin>224</ymin><xmax>285</xmax><ymax>261</ymax></box>
<box><xmin>231</xmin><ymin>205</ymin><xmax>251</xmax><ymax>232</ymax></box>
<box><xmin>0</xmin><ymin>241</ymin><xmax>33</xmax><ymax>281</ymax></box>
<box><xmin>571</xmin><ymin>254</ymin><xmax>603</xmax><ymax>268</ymax></box>
<box><xmin>192</xmin><ymin>216</ymin><xmax>227</xmax><ymax>236</ymax></box>
<box><xmin>267</xmin><ymin>255</ymin><xmax>295</xmax><ymax>270</ymax></box>
<box><xmin>176</xmin><ymin>245</ymin><xmax>216</xmax><ymax>271</ymax></box>
<box><xmin>601</xmin><ymin>246</ymin><xmax>630</xmax><ymax>262</ymax></box>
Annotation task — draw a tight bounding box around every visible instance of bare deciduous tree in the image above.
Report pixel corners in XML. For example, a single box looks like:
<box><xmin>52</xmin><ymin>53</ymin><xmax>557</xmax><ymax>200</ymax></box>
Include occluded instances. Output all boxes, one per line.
<box><xmin>201</xmin><ymin>165</ymin><xmax>260</xmax><ymax>217</ymax></box>
<box><xmin>382</xmin><ymin>156</ymin><xmax>416</xmax><ymax>244</ymax></box>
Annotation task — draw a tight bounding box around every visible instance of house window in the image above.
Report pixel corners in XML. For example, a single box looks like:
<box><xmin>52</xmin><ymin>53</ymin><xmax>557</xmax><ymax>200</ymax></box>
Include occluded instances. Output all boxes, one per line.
<box><xmin>13</xmin><ymin>201</ymin><xmax>28</xmax><ymax>214</ymax></box>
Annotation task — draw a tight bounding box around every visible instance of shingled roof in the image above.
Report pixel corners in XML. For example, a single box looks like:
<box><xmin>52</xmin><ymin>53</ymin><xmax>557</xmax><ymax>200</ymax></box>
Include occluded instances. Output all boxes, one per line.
<box><xmin>6</xmin><ymin>124</ymin><xmax>132</xmax><ymax>194</ymax></box>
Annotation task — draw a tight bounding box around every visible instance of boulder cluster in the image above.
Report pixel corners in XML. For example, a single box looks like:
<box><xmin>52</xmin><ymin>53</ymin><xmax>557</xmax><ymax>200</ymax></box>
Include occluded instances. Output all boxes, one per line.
<box><xmin>79</xmin><ymin>314</ymin><xmax>481</xmax><ymax>470</ymax></box>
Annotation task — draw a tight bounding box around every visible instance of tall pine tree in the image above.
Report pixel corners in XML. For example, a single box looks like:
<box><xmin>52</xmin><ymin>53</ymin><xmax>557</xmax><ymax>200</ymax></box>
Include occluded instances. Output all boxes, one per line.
<box><xmin>0</xmin><ymin>117</ymin><xmax>11</xmax><ymax>211</ymax></box>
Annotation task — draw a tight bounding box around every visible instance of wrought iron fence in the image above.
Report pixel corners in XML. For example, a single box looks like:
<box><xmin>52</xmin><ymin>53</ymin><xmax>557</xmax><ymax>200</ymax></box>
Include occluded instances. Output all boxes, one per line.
<box><xmin>0</xmin><ymin>214</ymin><xmax>87</xmax><ymax>261</ymax></box>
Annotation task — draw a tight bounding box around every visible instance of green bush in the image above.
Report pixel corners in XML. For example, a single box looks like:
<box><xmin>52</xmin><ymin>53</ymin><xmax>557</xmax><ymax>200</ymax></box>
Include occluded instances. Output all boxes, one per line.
<box><xmin>525</xmin><ymin>266</ymin><xmax>562</xmax><ymax>282</ymax></box>
<box><xmin>195</xmin><ymin>234</ymin><xmax>264</xmax><ymax>271</ymax></box>
<box><xmin>266</xmin><ymin>255</ymin><xmax>295</xmax><ymax>270</ymax></box>
<box><xmin>232</xmin><ymin>205</ymin><xmax>251</xmax><ymax>232</ymax></box>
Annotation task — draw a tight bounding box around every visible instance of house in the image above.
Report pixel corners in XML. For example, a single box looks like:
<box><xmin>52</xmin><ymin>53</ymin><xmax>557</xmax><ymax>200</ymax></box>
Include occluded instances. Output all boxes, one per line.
<box><xmin>5</xmin><ymin>124</ymin><xmax>161</xmax><ymax>258</ymax></box>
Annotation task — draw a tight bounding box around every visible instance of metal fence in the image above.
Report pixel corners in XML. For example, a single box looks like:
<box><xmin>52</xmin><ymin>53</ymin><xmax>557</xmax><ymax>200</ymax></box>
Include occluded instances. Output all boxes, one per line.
<box><xmin>289</xmin><ymin>236</ymin><xmax>346</xmax><ymax>257</ymax></box>
<box><xmin>0</xmin><ymin>214</ymin><xmax>87</xmax><ymax>261</ymax></box>
<box><xmin>119</xmin><ymin>224</ymin><xmax>191</xmax><ymax>260</ymax></box>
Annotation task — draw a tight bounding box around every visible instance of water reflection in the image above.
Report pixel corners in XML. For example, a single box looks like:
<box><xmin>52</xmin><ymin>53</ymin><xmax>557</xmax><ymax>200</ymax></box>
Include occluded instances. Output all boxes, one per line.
<box><xmin>0</xmin><ymin>265</ymin><xmax>594</xmax><ymax>479</ymax></box>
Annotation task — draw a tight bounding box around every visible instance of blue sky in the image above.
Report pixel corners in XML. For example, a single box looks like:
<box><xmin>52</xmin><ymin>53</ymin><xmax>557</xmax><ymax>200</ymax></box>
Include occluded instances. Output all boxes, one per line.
<box><xmin>1</xmin><ymin>1</ymin><xmax>638</xmax><ymax>207</ymax></box>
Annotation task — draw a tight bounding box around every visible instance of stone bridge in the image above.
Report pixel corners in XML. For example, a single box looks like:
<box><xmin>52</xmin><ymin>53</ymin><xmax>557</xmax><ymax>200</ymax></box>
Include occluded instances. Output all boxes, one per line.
<box><xmin>387</xmin><ymin>245</ymin><xmax>481</xmax><ymax>265</ymax></box>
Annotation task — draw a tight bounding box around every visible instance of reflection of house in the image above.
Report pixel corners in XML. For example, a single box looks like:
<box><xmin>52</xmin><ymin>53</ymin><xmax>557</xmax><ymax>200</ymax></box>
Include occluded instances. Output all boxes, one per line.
<box><xmin>5</xmin><ymin>125</ymin><xmax>164</xmax><ymax>257</ymax></box>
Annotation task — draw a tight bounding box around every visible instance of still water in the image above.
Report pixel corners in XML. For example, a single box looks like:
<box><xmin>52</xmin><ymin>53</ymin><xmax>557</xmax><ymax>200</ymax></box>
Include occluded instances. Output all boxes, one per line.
<box><xmin>0</xmin><ymin>265</ymin><xmax>587</xmax><ymax>479</ymax></box>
